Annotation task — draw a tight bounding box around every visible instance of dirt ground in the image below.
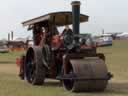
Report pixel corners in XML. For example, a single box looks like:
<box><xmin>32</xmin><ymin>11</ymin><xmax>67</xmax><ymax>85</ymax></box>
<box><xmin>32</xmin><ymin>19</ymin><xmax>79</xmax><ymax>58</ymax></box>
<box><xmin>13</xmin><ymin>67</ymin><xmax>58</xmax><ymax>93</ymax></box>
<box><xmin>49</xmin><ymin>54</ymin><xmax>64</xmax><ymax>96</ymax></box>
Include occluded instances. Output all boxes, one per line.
<box><xmin>0</xmin><ymin>64</ymin><xmax>18</xmax><ymax>75</ymax></box>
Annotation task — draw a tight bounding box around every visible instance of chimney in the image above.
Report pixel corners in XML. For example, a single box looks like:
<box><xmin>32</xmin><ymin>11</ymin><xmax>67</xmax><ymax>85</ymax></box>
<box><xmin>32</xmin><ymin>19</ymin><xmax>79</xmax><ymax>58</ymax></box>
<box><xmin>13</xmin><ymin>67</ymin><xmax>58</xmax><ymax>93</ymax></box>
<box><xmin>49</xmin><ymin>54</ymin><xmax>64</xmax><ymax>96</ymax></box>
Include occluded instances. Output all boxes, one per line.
<box><xmin>8</xmin><ymin>33</ymin><xmax>10</xmax><ymax>41</ymax></box>
<box><xmin>71</xmin><ymin>1</ymin><xmax>81</xmax><ymax>35</ymax></box>
<box><xmin>11</xmin><ymin>31</ymin><xmax>14</xmax><ymax>40</ymax></box>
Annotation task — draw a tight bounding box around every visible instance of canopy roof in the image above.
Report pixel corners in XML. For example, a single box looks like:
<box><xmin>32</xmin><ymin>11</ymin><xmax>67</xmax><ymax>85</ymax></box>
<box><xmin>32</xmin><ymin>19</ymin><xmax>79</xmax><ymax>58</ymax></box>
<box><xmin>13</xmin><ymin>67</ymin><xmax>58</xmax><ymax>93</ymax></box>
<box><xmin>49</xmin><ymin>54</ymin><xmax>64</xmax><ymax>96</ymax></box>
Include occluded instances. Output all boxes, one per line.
<box><xmin>22</xmin><ymin>11</ymin><xmax>89</xmax><ymax>27</ymax></box>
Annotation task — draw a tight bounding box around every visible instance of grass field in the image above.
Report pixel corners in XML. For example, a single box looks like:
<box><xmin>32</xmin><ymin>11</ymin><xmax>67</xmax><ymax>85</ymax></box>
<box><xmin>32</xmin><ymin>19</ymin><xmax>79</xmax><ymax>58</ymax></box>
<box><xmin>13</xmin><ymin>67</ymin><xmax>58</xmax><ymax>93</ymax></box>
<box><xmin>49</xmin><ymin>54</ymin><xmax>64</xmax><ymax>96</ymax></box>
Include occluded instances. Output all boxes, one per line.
<box><xmin>0</xmin><ymin>40</ymin><xmax>128</xmax><ymax>96</ymax></box>
<box><xmin>0</xmin><ymin>51</ymin><xmax>24</xmax><ymax>64</ymax></box>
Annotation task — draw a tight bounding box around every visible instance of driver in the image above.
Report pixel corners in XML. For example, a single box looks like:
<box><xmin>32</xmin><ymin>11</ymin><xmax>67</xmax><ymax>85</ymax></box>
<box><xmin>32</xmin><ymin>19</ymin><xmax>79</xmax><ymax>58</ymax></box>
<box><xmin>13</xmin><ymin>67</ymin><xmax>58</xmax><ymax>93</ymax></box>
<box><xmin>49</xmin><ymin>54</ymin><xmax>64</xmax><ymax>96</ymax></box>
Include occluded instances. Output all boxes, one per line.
<box><xmin>61</xmin><ymin>25</ymin><xmax>73</xmax><ymax>49</ymax></box>
<box><xmin>61</xmin><ymin>25</ymin><xmax>73</xmax><ymax>36</ymax></box>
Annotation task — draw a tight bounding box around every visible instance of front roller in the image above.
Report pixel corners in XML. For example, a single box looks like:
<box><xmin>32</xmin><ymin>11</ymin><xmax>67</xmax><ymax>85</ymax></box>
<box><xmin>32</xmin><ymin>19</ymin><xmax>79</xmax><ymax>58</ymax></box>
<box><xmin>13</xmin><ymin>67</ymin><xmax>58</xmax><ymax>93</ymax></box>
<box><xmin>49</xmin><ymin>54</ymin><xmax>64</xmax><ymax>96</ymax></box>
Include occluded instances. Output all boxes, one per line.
<box><xmin>62</xmin><ymin>57</ymin><xmax>112</xmax><ymax>92</ymax></box>
<box><xmin>25</xmin><ymin>46</ymin><xmax>47</xmax><ymax>85</ymax></box>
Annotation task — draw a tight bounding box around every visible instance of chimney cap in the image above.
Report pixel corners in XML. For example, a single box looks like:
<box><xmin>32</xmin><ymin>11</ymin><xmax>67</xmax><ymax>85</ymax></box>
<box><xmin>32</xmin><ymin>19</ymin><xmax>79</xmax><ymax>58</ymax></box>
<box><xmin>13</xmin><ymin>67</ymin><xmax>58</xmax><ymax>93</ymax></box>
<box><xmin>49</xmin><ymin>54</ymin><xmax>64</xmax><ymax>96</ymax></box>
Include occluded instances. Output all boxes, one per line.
<box><xmin>71</xmin><ymin>1</ymin><xmax>81</xmax><ymax>6</ymax></box>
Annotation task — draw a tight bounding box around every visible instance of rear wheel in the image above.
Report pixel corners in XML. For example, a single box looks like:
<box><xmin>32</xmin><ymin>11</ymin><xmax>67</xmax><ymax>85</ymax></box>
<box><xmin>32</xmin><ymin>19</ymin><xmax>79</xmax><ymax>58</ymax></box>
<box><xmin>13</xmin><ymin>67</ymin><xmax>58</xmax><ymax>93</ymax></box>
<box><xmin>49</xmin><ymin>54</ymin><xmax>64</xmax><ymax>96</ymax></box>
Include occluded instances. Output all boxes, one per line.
<box><xmin>25</xmin><ymin>47</ymin><xmax>46</xmax><ymax>85</ymax></box>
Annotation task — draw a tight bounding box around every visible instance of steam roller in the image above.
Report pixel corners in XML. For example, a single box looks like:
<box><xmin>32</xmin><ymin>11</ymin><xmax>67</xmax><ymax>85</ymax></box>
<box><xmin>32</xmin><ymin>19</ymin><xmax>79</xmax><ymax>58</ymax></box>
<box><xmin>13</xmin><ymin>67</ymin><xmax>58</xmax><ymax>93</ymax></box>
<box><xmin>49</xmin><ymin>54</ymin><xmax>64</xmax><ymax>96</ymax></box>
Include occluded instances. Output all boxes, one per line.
<box><xmin>18</xmin><ymin>0</ymin><xmax>112</xmax><ymax>92</ymax></box>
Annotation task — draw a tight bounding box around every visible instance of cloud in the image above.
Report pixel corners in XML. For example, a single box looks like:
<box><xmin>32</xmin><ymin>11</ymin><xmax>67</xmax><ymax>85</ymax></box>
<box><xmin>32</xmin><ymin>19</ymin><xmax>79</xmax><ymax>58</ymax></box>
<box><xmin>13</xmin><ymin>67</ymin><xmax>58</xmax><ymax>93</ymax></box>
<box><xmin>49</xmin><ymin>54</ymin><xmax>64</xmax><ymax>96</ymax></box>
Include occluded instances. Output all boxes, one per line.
<box><xmin>0</xmin><ymin>0</ymin><xmax>128</xmax><ymax>39</ymax></box>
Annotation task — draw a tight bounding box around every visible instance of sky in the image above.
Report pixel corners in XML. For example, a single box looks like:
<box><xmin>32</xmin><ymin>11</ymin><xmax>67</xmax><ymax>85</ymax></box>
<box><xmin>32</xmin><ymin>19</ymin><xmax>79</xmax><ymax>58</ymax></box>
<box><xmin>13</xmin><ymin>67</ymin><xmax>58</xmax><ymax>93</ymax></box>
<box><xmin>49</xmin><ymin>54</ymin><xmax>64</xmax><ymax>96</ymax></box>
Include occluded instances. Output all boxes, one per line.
<box><xmin>0</xmin><ymin>0</ymin><xmax>128</xmax><ymax>39</ymax></box>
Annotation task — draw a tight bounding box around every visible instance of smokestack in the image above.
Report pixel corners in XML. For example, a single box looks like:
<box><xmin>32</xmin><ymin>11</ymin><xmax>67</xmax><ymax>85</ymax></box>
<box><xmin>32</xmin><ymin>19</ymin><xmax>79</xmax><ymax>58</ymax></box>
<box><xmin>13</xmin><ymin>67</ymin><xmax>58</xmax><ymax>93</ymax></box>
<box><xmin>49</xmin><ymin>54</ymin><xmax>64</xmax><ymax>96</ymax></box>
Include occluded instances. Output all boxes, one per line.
<box><xmin>8</xmin><ymin>33</ymin><xmax>10</xmax><ymax>41</ymax></box>
<box><xmin>71</xmin><ymin>1</ymin><xmax>81</xmax><ymax>35</ymax></box>
<box><xmin>11</xmin><ymin>31</ymin><xmax>13</xmax><ymax>40</ymax></box>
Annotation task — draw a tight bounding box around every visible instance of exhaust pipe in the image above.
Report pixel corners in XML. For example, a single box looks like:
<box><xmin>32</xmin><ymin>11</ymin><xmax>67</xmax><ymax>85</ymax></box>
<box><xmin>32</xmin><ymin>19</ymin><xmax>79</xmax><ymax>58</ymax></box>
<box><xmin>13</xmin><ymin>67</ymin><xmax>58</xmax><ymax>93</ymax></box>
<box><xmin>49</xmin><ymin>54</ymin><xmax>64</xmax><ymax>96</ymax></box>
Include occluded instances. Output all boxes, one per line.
<box><xmin>71</xmin><ymin>1</ymin><xmax>81</xmax><ymax>35</ymax></box>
